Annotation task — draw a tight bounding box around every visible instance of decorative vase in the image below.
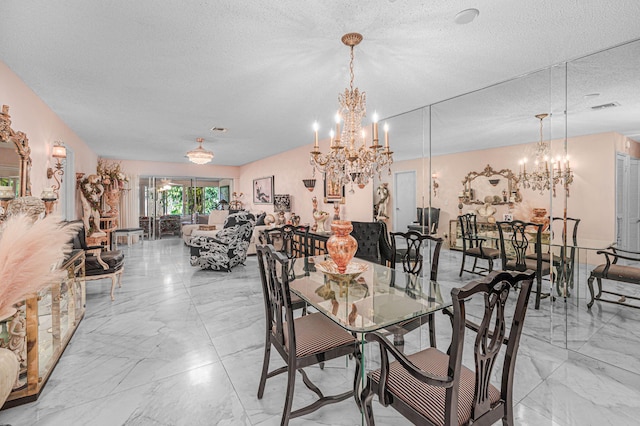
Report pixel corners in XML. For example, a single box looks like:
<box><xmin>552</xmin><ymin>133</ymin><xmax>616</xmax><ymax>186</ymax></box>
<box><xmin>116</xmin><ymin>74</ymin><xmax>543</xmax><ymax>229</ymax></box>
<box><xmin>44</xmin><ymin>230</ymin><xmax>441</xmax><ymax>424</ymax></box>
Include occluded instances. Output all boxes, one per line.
<box><xmin>104</xmin><ymin>188</ymin><xmax>121</xmax><ymax>216</ymax></box>
<box><xmin>326</xmin><ymin>220</ymin><xmax>358</xmax><ymax>274</ymax></box>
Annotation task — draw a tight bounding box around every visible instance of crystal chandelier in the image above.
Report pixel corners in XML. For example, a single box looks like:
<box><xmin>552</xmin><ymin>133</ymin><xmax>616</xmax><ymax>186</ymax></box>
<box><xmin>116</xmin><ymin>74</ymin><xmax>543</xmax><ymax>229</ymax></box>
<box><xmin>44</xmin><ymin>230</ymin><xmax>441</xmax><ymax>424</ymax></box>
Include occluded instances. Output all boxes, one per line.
<box><xmin>310</xmin><ymin>33</ymin><xmax>393</xmax><ymax>191</ymax></box>
<box><xmin>186</xmin><ymin>137</ymin><xmax>214</xmax><ymax>165</ymax></box>
<box><xmin>518</xmin><ymin>113</ymin><xmax>574</xmax><ymax>197</ymax></box>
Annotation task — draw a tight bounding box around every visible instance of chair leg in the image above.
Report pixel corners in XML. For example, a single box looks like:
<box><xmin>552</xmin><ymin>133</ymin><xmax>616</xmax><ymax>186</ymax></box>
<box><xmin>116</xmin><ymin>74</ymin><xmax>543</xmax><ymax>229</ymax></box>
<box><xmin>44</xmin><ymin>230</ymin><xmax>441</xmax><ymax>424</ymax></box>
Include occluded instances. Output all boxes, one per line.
<box><xmin>587</xmin><ymin>275</ymin><xmax>596</xmax><ymax>309</ymax></box>
<box><xmin>459</xmin><ymin>253</ymin><xmax>466</xmax><ymax>277</ymax></box>
<box><xmin>361</xmin><ymin>378</ymin><xmax>376</xmax><ymax>426</ymax></box>
<box><xmin>487</xmin><ymin>257</ymin><xmax>494</xmax><ymax>273</ymax></box>
<box><xmin>353</xmin><ymin>348</ymin><xmax>362</xmax><ymax>410</ymax></box>
<box><xmin>257</xmin><ymin>338</ymin><xmax>271</xmax><ymax>399</ymax></box>
<box><xmin>596</xmin><ymin>277</ymin><xmax>603</xmax><ymax>299</ymax></box>
<box><xmin>110</xmin><ymin>275</ymin><xmax>117</xmax><ymax>301</ymax></box>
<box><xmin>281</xmin><ymin>365</ymin><xmax>296</xmax><ymax>426</ymax></box>
<box><xmin>534</xmin><ymin>274</ymin><xmax>542</xmax><ymax>309</ymax></box>
<box><xmin>471</xmin><ymin>257</ymin><xmax>478</xmax><ymax>274</ymax></box>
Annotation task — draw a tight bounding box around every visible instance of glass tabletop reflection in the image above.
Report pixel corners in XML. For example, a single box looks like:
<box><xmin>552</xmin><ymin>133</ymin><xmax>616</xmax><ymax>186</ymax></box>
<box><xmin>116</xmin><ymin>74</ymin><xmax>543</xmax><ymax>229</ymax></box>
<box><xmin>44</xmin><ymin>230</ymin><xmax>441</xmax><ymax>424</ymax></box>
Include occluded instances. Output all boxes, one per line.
<box><xmin>288</xmin><ymin>255</ymin><xmax>452</xmax><ymax>333</ymax></box>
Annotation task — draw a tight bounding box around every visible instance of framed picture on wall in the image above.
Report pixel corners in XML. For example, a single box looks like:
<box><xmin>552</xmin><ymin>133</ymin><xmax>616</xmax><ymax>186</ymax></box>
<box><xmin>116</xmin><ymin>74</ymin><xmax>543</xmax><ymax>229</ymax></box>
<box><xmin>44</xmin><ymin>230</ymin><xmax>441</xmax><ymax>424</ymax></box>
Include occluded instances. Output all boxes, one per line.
<box><xmin>324</xmin><ymin>174</ymin><xmax>345</xmax><ymax>204</ymax></box>
<box><xmin>253</xmin><ymin>176</ymin><xmax>274</xmax><ymax>204</ymax></box>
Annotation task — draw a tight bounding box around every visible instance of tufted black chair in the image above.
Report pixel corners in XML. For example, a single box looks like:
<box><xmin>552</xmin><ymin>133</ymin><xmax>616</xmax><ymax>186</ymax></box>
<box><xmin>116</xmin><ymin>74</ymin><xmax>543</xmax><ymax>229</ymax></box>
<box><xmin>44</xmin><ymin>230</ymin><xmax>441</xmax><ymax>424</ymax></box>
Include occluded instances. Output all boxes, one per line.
<box><xmin>351</xmin><ymin>221</ymin><xmax>393</xmax><ymax>266</ymax></box>
<box><xmin>68</xmin><ymin>220</ymin><xmax>125</xmax><ymax>301</ymax></box>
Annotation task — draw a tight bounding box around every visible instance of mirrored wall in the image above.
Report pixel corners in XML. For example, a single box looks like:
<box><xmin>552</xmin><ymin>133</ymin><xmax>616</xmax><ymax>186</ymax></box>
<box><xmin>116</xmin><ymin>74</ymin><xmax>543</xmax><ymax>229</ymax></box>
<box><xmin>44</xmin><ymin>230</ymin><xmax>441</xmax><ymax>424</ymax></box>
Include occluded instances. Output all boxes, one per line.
<box><xmin>374</xmin><ymin>38</ymin><xmax>640</xmax><ymax>364</ymax></box>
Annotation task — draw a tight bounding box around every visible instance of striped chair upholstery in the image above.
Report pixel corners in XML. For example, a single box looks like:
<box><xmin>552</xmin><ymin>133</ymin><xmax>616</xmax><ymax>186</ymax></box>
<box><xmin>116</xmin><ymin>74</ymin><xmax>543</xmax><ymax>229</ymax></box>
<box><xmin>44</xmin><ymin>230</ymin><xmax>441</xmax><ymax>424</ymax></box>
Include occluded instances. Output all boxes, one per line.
<box><xmin>362</xmin><ymin>271</ymin><xmax>535</xmax><ymax>426</ymax></box>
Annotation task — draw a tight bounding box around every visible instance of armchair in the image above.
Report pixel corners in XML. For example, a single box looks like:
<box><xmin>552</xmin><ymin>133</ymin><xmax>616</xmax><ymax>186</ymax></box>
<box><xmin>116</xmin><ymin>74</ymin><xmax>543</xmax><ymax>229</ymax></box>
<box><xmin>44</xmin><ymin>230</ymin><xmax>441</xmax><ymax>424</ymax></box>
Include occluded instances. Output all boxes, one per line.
<box><xmin>361</xmin><ymin>271</ymin><xmax>535</xmax><ymax>426</ymax></box>
<box><xmin>189</xmin><ymin>211</ymin><xmax>255</xmax><ymax>271</ymax></box>
<box><xmin>69</xmin><ymin>220</ymin><xmax>125</xmax><ymax>301</ymax></box>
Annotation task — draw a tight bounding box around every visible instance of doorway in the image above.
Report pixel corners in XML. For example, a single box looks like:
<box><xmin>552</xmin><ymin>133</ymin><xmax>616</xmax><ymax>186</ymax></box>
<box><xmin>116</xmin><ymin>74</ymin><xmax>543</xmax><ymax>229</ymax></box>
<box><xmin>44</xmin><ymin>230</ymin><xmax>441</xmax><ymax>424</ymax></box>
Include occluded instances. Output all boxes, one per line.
<box><xmin>393</xmin><ymin>171</ymin><xmax>417</xmax><ymax>233</ymax></box>
<box><xmin>616</xmin><ymin>152</ymin><xmax>640</xmax><ymax>251</ymax></box>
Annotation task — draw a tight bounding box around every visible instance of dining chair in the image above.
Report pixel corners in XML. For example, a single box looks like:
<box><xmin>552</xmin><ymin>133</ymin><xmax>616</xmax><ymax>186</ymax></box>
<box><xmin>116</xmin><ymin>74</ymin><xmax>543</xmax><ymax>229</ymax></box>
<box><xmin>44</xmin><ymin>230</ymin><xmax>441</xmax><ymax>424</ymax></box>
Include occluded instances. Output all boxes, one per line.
<box><xmin>260</xmin><ymin>224</ymin><xmax>310</xmax><ymax>258</ymax></box>
<box><xmin>256</xmin><ymin>244</ymin><xmax>361</xmax><ymax>425</ymax></box>
<box><xmin>259</xmin><ymin>225</ymin><xmax>311</xmax><ymax>313</ymax></box>
<box><xmin>458</xmin><ymin>213</ymin><xmax>500</xmax><ymax>276</ymax></box>
<box><xmin>497</xmin><ymin>220</ymin><xmax>551</xmax><ymax>309</ymax></box>
<box><xmin>406</xmin><ymin>207</ymin><xmax>441</xmax><ymax>234</ymax></box>
<box><xmin>388</xmin><ymin>231</ymin><xmax>443</xmax><ymax>349</ymax></box>
<box><xmin>351</xmin><ymin>221</ymin><xmax>394</xmax><ymax>265</ymax></box>
<box><xmin>526</xmin><ymin>216</ymin><xmax>580</xmax><ymax>295</ymax></box>
<box><xmin>361</xmin><ymin>271</ymin><xmax>535</xmax><ymax>426</ymax></box>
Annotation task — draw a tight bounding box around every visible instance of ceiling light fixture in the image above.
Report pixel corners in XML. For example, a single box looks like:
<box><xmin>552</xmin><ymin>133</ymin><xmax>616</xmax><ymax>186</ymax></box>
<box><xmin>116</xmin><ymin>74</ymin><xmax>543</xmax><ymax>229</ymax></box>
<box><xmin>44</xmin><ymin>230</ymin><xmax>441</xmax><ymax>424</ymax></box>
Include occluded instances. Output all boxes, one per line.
<box><xmin>186</xmin><ymin>137</ymin><xmax>214</xmax><ymax>165</ymax></box>
<box><xmin>518</xmin><ymin>114</ymin><xmax>574</xmax><ymax>197</ymax></box>
<box><xmin>310</xmin><ymin>33</ymin><xmax>393</xmax><ymax>191</ymax></box>
<box><xmin>454</xmin><ymin>8</ymin><xmax>479</xmax><ymax>25</ymax></box>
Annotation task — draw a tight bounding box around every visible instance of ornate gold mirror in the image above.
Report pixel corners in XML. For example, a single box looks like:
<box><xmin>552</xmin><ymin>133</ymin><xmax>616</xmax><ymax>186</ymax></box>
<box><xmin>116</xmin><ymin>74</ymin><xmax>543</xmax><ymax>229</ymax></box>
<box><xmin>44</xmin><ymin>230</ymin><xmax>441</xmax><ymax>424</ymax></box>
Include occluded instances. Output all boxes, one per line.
<box><xmin>460</xmin><ymin>164</ymin><xmax>521</xmax><ymax>205</ymax></box>
<box><xmin>0</xmin><ymin>105</ymin><xmax>31</xmax><ymax>198</ymax></box>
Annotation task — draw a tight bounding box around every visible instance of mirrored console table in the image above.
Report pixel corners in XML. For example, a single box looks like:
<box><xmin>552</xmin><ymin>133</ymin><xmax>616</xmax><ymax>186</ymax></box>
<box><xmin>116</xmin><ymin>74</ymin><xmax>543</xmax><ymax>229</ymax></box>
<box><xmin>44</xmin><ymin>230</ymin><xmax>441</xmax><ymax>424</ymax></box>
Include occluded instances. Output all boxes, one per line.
<box><xmin>1</xmin><ymin>250</ymin><xmax>86</xmax><ymax>408</ymax></box>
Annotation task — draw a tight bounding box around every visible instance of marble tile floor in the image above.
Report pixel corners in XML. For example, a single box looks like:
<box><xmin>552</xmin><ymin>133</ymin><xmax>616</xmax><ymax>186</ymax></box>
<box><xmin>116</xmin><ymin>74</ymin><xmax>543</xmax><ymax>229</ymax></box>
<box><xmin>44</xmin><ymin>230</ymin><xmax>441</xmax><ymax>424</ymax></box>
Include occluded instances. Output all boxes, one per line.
<box><xmin>1</xmin><ymin>238</ymin><xmax>640</xmax><ymax>425</ymax></box>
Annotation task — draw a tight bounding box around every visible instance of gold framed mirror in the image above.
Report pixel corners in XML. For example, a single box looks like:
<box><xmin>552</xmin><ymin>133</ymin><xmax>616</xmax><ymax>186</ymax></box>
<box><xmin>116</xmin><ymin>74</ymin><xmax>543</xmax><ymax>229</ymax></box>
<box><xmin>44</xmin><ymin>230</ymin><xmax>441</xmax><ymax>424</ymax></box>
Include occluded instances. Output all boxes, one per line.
<box><xmin>460</xmin><ymin>164</ymin><xmax>521</xmax><ymax>205</ymax></box>
<box><xmin>0</xmin><ymin>105</ymin><xmax>31</xmax><ymax>198</ymax></box>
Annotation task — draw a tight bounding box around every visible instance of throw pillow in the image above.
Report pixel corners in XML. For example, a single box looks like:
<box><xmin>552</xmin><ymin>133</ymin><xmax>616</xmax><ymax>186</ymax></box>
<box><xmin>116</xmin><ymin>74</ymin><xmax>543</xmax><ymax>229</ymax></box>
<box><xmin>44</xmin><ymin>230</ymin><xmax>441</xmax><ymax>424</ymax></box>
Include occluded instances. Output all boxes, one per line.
<box><xmin>256</xmin><ymin>212</ymin><xmax>267</xmax><ymax>226</ymax></box>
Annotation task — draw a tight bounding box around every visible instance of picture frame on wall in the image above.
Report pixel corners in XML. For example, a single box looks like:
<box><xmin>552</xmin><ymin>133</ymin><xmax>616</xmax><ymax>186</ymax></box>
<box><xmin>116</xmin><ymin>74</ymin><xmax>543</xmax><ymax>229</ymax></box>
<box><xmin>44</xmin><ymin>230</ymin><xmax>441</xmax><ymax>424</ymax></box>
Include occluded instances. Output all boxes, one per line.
<box><xmin>253</xmin><ymin>176</ymin><xmax>274</xmax><ymax>204</ymax></box>
<box><xmin>324</xmin><ymin>174</ymin><xmax>345</xmax><ymax>204</ymax></box>
<box><xmin>220</xmin><ymin>185</ymin><xmax>230</xmax><ymax>204</ymax></box>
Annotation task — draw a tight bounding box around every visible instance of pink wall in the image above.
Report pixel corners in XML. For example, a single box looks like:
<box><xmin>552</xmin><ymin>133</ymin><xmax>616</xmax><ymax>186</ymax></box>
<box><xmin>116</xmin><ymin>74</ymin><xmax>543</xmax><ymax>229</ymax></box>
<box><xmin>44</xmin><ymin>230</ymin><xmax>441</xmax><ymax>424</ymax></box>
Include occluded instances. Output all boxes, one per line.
<box><xmin>115</xmin><ymin>158</ymin><xmax>239</xmax><ymax>181</ymax></box>
<box><xmin>0</xmin><ymin>61</ymin><xmax>97</xmax><ymax>217</ymax></box>
<box><xmin>238</xmin><ymin>138</ymin><xmax>374</xmax><ymax>225</ymax></box>
<box><xmin>376</xmin><ymin>132</ymin><xmax>627</xmax><ymax>248</ymax></box>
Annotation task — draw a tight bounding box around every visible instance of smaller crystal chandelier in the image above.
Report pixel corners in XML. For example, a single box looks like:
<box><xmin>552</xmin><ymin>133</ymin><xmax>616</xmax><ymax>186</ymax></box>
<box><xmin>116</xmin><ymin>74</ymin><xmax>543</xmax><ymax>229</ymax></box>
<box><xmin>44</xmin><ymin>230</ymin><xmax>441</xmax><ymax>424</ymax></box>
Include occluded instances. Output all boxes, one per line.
<box><xmin>310</xmin><ymin>33</ymin><xmax>393</xmax><ymax>191</ymax></box>
<box><xmin>518</xmin><ymin>114</ymin><xmax>574</xmax><ymax>197</ymax></box>
<box><xmin>186</xmin><ymin>137</ymin><xmax>214</xmax><ymax>165</ymax></box>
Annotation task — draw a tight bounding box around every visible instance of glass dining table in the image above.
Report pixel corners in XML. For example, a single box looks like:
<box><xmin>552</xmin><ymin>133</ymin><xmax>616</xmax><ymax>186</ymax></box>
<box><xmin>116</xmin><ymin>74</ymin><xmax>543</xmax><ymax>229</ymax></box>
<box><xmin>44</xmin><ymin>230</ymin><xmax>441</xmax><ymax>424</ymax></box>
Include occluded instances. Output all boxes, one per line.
<box><xmin>287</xmin><ymin>254</ymin><xmax>454</xmax><ymax>418</ymax></box>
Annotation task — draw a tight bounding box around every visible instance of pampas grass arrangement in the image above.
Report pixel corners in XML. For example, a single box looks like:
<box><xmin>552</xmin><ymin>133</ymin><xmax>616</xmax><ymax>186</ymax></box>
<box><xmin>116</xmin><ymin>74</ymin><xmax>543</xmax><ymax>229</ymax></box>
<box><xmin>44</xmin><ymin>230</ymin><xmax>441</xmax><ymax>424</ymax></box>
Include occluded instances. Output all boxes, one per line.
<box><xmin>0</xmin><ymin>214</ymin><xmax>81</xmax><ymax>319</ymax></box>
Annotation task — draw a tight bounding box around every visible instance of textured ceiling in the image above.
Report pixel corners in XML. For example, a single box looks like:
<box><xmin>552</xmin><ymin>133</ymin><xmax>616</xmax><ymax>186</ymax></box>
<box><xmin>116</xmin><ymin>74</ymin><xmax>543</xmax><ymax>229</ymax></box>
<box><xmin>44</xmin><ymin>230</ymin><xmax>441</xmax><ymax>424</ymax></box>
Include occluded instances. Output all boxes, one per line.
<box><xmin>1</xmin><ymin>1</ymin><xmax>640</xmax><ymax>166</ymax></box>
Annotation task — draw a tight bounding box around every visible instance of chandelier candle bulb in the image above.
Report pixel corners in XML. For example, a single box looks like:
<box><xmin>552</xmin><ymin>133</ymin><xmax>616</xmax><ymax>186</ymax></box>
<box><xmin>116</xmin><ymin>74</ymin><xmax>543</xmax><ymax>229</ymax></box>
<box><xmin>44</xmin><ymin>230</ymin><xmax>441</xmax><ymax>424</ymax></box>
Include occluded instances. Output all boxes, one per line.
<box><xmin>372</xmin><ymin>113</ymin><xmax>379</xmax><ymax>145</ymax></box>
<box><xmin>335</xmin><ymin>113</ymin><xmax>341</xmax><ymax>143</ymax></box>
<box><xmin>313</xmin><ymin>122</ymin><xmax>319</xmax><ymax>149</ymax></box>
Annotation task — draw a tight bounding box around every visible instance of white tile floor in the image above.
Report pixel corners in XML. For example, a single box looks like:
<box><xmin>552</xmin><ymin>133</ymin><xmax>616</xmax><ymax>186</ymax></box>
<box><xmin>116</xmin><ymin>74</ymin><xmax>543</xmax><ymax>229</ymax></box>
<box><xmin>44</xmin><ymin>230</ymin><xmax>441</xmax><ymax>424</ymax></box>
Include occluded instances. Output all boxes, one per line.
<box><xmin>1</xmin><ymin>237</ymin><xmax>639</xmax><ymax>425</ymax></box>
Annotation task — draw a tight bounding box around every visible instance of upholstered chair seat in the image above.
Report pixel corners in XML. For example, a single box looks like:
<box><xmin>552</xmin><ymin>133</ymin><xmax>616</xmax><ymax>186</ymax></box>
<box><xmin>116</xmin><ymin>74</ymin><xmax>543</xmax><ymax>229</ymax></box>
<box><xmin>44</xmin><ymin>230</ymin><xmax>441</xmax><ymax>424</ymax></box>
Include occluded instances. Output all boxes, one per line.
<box><xmin>369</xmin><ymin>347</ymin><xmax>501</xmax><ymax>425</ymax></box>
<box><xmin>85</xmin><ymin>250</ymin><xmax>124</xmax><ymax>275</ymax></box>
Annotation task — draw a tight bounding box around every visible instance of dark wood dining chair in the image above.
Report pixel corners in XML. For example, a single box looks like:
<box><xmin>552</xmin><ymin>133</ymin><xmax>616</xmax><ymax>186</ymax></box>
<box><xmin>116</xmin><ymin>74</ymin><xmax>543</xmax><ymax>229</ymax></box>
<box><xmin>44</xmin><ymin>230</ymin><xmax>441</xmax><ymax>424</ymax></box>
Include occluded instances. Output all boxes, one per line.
<box><xmin>497</xmin><ymin>220</ymin><xmax>551</xmax><ymax>309</ymax></box>
<box><xmin>259</xmin><ymin>224</ymin><xmax>310</xmax><ymax>259</ymax></box>
<box><xmin>526</xmin><ymin>216</ymin><xmax>580</xmax><ymax>295</ymax></box>
<box><xmin>256</xmin><ymin>244</ymin><xmax>361</xmax><ymax>425</ymax></box>
<box><xmin>458</xmin><ymin>213</ymin><xmax>500</xmax><ymax>276</ymax></box>
<box><xmin>388</xmin><ymin>231</ymin><xmax>443</xmax><ymax>348</ymax></box>
<box><xmin>361</xmin><ymin>271</ymin><xmax>535</xmax><ymax>426</ymax></box>
<box><xmin>259</xmin><ymin>225</ymin><xmax>311</xmax><ymax>313</ymax></box>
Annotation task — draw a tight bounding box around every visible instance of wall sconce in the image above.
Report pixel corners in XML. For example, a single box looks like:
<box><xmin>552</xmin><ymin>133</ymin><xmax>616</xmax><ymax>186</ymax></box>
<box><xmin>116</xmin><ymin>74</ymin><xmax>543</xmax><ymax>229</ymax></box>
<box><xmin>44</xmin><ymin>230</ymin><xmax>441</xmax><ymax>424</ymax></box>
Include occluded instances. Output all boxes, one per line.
<box><xmin>302</xmin><ymin>179</ymin><xmax>316</xmax><ymax>192</ymax></box>
<box><xmin>46</xmin><ymin>141</ymin><xmax>67</xmax><ymax>198</ymax></box>
<box><xmin>432</xmin><ymin>173</ymin><xmax>439</xmax><ymax>197</ymax></box>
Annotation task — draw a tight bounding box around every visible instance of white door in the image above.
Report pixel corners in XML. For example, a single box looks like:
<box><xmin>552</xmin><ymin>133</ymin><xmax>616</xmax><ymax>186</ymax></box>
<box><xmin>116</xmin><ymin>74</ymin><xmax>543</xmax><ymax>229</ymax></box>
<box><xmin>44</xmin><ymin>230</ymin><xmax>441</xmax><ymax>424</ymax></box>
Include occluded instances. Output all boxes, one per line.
<box><xmin>393</xmin><ymin>171</ymin><xmax>417</xmax><ymax>233</ymax></box>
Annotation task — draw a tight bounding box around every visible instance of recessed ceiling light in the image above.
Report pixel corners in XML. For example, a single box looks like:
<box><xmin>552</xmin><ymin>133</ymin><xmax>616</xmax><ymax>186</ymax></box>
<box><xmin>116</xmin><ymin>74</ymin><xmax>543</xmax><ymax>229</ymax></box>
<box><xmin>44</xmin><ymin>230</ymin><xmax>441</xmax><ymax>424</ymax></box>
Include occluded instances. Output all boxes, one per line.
<box><xmin>210</xmin><ymin>127</ymin><xmax>228</xmax><ymax>133</ymax></box>
<box><xmin>454</xmin><ymin>8</ymin><xmax>479</xmax><ymax>25</ymax></box>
